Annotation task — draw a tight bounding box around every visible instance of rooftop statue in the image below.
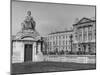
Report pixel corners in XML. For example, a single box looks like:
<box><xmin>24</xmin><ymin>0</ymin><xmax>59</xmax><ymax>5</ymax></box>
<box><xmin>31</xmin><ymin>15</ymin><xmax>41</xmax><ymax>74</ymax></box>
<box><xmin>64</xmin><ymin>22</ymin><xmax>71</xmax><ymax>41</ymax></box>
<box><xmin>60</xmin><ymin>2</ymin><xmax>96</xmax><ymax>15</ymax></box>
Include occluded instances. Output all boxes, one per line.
<box><xmin>21</xmin><ymin>11</ymin><xmax>36</xmax><ymax>31</ymax></box>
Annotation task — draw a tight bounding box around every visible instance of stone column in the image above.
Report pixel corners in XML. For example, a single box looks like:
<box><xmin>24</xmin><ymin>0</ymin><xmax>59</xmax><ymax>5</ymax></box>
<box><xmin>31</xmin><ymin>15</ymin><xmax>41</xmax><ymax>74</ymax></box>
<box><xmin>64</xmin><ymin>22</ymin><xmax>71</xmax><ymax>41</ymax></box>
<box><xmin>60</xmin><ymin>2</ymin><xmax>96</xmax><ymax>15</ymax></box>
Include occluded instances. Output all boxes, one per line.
<box><xmin>20</xmin><ymin>42</ymin><xmax>24</xmax><ymax>62</ymax></box>
<box><xmin>37</xmin><ymin>41</ymin><xmax>43</xmax><ymax>62</ymax></box>
<box><xmin>36</xmin><ymin>42</ymin><xmax>38</xmax><ymax>54</ymax></box>
<box><xmin>32</xmin><ymin>42</ymin><xmax>36</xmax><ymax>62</ymax></box>
<box><xmin>38</xmin><ymin>42</ymin><xmax>42</xmax><ymax>55</ymax></box>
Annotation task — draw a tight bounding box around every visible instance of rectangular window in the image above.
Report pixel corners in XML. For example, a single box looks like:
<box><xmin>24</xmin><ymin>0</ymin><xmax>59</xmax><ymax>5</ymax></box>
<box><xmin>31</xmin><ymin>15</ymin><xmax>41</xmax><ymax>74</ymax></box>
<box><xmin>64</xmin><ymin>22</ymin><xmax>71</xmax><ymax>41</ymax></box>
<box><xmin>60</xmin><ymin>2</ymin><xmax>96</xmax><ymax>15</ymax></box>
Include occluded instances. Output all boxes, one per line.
<box><xmin>66</xmin><ymin>35</ymin><xmax>67</xmax><ymax>38</ymax></box>
<box><xmin>63</xmin><ymin>35</ymin><xmax>65</xmax><ymax>39</ymax></box>
<box><xmin>83</xmin><ymin>28</ymin><xmax>87</xmax><ymax>41</ymax></box>
<box><xmin>79</xmin><ymin>29</ymin><xmax>82</xmax><ymax>42</ymax></box>
<box><xmin>88</xmin><ymin>27</ymin><xmax>92</xmax><ymax>41</ymax></box>
<box><xmin>56</xmin><ymin>36</ymin><xmax>57</xmax><ymax>39</ymax></box>
<box><xmin>53</xmin><ymin>41</ymin><xmax>55</xmax><ymax>45</ymax></box>
<box><xmin>79</xmin><ymin>34</ymin><xmax>82</xmax><ymax>42</ymax></box>
<box><xmin>59</xmin><ymin>36</ymin><xmax>61</xmax><ymax>39</ymax></box>
<box><xmin>88</xmin><ymin>26</ymin><xmax>92</xmax><ymax>32</ymax></box>
<box><xmin>59</xmin><ymin>41</ymin><xmax>61</xmax><ymax>45</ymax></box>
<box><xmin>83</xmin><ymin>34</ymin><xmax>86</xmax><ymax>41</ymax></box>
<box><xmin>69</xmin><ymin>45</ymin><xmax>71</xmax><ymax>49</ymax></box>
<box><xmin>66</xmin><ymin>46</ymin><xmax>67</xmax><ymax>49</ymax></box>
<box><xmin>75</xmin><ymin>32</ymin><xmax>78</xmax><ymax>41</ymax></box>
<box><xmin>66</xmin><ymin>40</ymin><xmax>67</xmax><ymax>45</ymax></box>
<box><xmin>56</xmin><ymin>41</ymin><xmax>57</xmax><ymax>45</ymax></box>
<box><xmin>75</xmin><ymin>35</ymin><xmax>78</xmax><ymax>41</ymax></box>
<box><xmin>88</xmin><ymin>33</ymin><xmax>92</xmax><ymax>41</ymax></box>
<box><xmin>50</xmin><ymin>36</ymin><xmax>52</xmax><ymax>40</ymax></box>
<box><xmin>63</xmin><ymin>41</ymin><xmax>65</xmax><ymax>45</ymax></box>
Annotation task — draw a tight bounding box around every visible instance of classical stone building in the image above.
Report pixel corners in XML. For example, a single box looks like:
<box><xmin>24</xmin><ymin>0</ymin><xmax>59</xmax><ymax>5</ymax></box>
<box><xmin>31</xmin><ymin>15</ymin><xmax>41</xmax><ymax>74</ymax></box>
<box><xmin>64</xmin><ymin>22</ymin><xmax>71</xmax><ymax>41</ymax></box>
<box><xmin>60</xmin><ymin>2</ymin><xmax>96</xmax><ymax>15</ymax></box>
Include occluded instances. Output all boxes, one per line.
<box><xmin>45</xmin><ymin>17</ymin><xmax>96</xmax><ymax>55</ymax></box>
<box><xmin>45</xmin><ymin>30</ymin><xmax>73</xmax><ymax>53</ymax></box>
<box><xmin>72</xmin><ymin>17</ymin><xmax>96</xmax><ymax>54</ymax></box>
<box><xmin>11</xmin><ymin>11</ymin><xmax>43</xmax><ymax>63</ymax></box>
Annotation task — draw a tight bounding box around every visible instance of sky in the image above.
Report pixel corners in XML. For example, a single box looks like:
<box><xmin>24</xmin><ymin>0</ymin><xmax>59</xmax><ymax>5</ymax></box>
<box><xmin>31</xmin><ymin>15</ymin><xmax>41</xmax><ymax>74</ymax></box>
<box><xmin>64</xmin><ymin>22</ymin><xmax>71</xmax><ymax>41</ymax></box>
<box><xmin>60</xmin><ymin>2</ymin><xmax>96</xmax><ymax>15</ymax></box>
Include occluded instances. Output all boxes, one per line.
<box><xmin>12</xmin><ymin>1</ymin><xmax>95</xmax><ymax>36</ymax></box>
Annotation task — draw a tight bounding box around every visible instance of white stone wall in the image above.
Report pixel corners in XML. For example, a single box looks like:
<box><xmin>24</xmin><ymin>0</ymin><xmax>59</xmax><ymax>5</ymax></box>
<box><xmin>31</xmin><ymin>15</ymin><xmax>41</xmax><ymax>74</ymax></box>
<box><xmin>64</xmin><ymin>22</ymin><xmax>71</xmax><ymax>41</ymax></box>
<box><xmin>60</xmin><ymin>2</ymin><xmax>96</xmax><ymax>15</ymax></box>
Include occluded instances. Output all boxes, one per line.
<box><xmin>32</xmin><ymin>42</ymin><xmax>37</xmax><ymax>62</ymax></box>
<box><xmin>12</xmin><ymin>41</ymin><xmax>24</xmax><ymax>63</ymax></box>
<box><xmin>44</xmin><ymin>55</ymin><xmax>96</xmax><ymax>64</ymax></box>
<box><xmin>12</xmin><ymin>40</ymin><xmax>44</xmax><ymax>63</ymax></box>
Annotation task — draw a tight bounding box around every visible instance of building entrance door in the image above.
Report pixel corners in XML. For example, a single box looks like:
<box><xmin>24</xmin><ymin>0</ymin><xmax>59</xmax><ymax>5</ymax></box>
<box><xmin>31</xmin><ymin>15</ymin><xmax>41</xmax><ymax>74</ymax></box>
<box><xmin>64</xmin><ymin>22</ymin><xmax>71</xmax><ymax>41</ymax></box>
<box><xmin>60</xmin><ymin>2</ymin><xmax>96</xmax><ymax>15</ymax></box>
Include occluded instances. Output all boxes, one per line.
<box><xmin>24</xmin><ymin>44</ymin><xmax>33</xmax><ymax>62</ymax></box>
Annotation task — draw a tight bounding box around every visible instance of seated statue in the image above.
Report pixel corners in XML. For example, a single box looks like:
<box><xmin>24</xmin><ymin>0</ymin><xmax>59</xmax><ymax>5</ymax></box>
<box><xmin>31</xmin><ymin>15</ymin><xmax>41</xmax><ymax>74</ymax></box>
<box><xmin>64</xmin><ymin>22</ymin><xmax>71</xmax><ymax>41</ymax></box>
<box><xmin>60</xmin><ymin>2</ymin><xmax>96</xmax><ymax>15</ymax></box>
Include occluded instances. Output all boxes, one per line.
<box><xmin>21</xmin><ymin>11</ymin><xmax>36</xmax><ymax>31</ymax></box>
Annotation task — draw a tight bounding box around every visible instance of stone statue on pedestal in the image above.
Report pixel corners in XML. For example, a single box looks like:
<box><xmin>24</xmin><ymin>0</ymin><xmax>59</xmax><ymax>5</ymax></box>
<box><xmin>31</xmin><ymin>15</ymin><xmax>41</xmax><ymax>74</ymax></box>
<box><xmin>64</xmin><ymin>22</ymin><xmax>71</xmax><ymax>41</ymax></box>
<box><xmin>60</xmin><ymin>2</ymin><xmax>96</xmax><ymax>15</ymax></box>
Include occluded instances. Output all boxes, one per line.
<box><xmin>21</xmin><ymin>11</ymin><xmax>36</xmax><ymax>31</ymax></box>
<box><xmin>16</xmin><ymin>11</ymin><xmax>40</xmax><ymax>40</ymax></box>
<box><xmin>13</xmin><ymin>11</ymin><xmax>43</xmax><ymax>63</ymax></box>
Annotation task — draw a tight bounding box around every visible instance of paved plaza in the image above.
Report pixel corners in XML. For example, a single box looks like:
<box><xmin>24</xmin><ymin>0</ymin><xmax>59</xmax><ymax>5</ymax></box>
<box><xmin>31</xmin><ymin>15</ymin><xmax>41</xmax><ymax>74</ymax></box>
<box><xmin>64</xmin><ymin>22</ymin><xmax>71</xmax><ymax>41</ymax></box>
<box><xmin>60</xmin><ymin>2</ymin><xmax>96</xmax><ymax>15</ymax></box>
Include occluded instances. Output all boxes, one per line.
<box><xmin>11</xmin><ymin>62</ymin><xmax>96</xmax><ymax>74</ymax></box>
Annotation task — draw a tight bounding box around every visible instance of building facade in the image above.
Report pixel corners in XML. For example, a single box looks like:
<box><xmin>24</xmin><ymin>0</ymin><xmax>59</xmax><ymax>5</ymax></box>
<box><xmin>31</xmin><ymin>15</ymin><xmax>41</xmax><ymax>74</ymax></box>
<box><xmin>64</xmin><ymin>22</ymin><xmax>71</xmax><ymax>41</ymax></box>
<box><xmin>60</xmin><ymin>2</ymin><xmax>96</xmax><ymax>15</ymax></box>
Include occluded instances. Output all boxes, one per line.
<box><xmin>72</xmin><ymin>17</ymin><xmax>96</xmax><ymax>54</ymax></box>
<box><xmin>45</xmin><ymin>30</ymin><xmax>73</xmax><ymax>53</ymax></box>
<box><xmin>45</xmin><ymin>17</ymin><xmax>96</xmax><ymax>55</ymax></box>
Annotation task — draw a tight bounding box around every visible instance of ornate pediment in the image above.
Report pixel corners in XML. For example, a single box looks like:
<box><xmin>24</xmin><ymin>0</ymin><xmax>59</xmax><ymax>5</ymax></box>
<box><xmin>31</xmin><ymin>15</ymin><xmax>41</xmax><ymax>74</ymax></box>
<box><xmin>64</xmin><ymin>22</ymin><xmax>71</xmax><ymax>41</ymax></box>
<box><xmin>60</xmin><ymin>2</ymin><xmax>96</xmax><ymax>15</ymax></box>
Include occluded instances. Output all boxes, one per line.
<box><xmin>77</xmin><ymin>17</ymin><xmax>92</xmax><ymax>24</ymax></box>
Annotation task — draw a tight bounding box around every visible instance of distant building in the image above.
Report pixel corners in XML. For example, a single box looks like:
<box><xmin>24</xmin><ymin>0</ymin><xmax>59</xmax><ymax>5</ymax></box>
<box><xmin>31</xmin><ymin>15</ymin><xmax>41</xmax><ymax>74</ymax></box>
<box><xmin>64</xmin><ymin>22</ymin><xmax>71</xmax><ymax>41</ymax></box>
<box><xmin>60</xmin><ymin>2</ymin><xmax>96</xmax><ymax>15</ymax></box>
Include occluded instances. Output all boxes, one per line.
<box><xmin>72</xmin><ymin>17</ymin><xmax>96</xmax><ymax>54</ymax></box>
<box><xmin>45</xmin><ymin>17</ymin><xmax>96</xmax><ymax>55</ymax></box>
<box><xmin>45</xmin><ymin>30</ymin><xmax>73</xmax><ymax>53</ymax></box>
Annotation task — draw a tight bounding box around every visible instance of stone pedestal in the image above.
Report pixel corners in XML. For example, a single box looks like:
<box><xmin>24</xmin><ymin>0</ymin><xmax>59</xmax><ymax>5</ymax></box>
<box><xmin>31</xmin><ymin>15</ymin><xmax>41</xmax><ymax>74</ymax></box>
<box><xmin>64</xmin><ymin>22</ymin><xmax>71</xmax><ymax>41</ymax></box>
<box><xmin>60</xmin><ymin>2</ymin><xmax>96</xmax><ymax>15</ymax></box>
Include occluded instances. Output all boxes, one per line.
<box><xmin>12</xmin><ymin>40</ymin><xmax>43</xmax><ymax>63</ymax></box>
<box><xmin>12</xmin><ymin>29</ymin><xmax>44</xmax><ymax>63</ymax></box>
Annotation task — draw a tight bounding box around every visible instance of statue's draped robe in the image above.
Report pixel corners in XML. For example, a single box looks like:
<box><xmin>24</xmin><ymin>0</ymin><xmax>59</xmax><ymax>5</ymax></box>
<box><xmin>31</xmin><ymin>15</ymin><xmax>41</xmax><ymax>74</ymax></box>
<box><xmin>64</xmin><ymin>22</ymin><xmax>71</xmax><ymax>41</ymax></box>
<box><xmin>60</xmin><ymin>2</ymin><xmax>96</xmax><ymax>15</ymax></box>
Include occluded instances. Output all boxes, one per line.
<box><xmin>16</xmin><ymin>13</ymin><xmax>40</xmax><ymax>39</ymax></box>
<box><xmin>22</xmin><ymin>15</ymin><xmax>36</xmax><ymax>30</ymax></box>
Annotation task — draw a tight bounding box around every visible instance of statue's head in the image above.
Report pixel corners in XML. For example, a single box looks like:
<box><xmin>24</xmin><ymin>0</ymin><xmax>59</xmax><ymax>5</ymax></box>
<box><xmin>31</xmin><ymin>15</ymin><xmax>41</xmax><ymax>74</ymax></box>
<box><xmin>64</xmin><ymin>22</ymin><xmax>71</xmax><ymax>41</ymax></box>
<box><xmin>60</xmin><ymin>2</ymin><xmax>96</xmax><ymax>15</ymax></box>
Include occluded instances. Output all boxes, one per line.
<box><xmin>27</xmin><ymin>11</ymin><xmax>31</xmax><ymax>16</ymax></box>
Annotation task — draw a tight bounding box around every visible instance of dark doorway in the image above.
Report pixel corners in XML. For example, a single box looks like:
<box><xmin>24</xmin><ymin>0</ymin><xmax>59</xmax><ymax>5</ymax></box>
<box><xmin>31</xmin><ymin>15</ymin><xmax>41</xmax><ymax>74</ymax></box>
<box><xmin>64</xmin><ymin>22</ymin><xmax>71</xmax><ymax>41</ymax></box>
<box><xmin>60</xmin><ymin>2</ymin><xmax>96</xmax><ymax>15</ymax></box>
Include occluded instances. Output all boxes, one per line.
<box><xmin>83</xmin><ymin>45</ymin><xmax>86</xmax><ymax>54</ymax></box>
<box><xmin>24</xmin><ymin>44</ymin><xmax>33</xmax><ymax>62</ymax></box>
